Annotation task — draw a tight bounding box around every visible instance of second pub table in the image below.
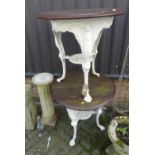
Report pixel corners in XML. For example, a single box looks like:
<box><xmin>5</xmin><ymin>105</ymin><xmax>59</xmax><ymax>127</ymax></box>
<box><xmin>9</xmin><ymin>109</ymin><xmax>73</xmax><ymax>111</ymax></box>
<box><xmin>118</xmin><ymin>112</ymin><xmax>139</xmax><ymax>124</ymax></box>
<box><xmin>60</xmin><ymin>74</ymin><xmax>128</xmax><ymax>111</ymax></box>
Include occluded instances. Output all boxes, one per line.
<box><xmin>52</xmin><ymin>71</ymin><xmax>115</xmax><ymax>146</ymax></box>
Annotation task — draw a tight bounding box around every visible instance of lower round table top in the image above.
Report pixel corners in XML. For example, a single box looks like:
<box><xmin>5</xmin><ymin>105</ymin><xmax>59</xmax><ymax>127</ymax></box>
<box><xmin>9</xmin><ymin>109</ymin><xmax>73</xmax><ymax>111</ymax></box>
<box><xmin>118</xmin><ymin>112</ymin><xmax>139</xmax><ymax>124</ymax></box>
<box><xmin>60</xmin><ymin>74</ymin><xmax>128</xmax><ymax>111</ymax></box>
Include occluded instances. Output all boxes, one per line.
<box><xmin>52</xmin><ymin>71</ymin><xmax>115</xmax><ymax>111</ymax></box>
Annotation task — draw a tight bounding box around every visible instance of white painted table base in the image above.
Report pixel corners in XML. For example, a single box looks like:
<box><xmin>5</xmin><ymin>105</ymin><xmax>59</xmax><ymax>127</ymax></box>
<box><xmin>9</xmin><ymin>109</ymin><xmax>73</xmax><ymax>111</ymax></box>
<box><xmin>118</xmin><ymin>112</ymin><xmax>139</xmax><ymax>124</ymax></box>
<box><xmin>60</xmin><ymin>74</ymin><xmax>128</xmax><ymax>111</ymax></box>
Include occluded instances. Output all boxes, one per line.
<box><xmin>66</xmin><ymin>108</ymin><xmax>105</xmax><ymax>146</ymax></box>
<box><xmin>51</xmin><ymin>17</ymin><xmax>114</xmax><ymax>103</ymax></box>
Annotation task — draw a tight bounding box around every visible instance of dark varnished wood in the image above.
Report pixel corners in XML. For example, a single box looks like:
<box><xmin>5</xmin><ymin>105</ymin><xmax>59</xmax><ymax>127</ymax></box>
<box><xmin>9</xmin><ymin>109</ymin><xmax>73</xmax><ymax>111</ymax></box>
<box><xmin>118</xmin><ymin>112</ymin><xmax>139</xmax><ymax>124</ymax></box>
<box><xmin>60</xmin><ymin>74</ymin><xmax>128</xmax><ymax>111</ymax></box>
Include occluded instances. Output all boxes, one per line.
<box><xmin>52</xmin><ymin>71</ymin><xmax>115</xmax><ymax>111</ymax></box>
<box><xmin>38</xmin><ymin>8</ymin><xmax>125</xmax><ymax>20</ymax></box>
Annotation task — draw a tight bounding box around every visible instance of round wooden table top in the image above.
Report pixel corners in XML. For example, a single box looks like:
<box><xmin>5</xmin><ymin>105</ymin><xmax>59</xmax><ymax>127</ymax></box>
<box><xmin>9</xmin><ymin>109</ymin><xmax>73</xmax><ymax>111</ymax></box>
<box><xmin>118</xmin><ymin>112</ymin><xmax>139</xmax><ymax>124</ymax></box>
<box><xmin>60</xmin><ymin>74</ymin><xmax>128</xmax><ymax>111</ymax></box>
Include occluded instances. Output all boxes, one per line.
<box><xmin>38</xmin><ymin>8</ymin><xmax>125</xmax><ymax>20</ymax></box>
<box><xmin>52</xmin><ymin>71</ymin><xmax>115</xmax><ymax>111</ymax></box>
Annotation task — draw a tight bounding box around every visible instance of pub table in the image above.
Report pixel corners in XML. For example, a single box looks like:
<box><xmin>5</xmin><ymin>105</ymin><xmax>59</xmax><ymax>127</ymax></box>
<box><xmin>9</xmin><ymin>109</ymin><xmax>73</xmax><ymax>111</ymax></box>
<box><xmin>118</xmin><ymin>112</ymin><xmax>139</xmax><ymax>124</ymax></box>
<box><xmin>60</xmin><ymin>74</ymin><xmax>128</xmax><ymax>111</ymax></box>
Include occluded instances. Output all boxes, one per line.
<box><xmin>38</xmin><ymin>8</ymin><xmax>124</xmax><ymax>103</ymax></box>
<box><xmin>52</xmin><ymin>71</ymin><xmax>115</xmax><ymax>146</ymax></box>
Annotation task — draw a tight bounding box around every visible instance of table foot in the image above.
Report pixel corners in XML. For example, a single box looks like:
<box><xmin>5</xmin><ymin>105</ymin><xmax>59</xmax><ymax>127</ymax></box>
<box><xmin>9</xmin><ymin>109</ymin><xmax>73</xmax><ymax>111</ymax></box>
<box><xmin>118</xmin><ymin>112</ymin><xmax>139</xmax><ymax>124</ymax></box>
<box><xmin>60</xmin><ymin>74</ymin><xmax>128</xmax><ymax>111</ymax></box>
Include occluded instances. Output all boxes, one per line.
<box><xmin>96</xmin><ymin>108</ymin><xmax>105</xmax><ymax>131</ymax></box>
<box><xmin>92</xmin><ymin>72</ymin><xmax>100</xmax><ymax>77</ymax></box>
<box><xmin>69</xmin><ymin>139</ymin><xmax>75</xmax><ymax>146</ymax></box>
<box><xmin>57</xmin><ymin>76</ymin><xmax>65</xmax><ymax>82</ymax></box>
<box><xmin>84</xmin><ymin>89</ymin><xmax>92</xmax><ymax>103</ymax></box>
<box><xmin>98</xmin><ymin>125</ymin><xmax>105</xmax><ymax>131</ymax></box>
<box><xmin>57</xmin><ymin>58</ymin><xmax>66</xmax><ymax>82</ymax></box>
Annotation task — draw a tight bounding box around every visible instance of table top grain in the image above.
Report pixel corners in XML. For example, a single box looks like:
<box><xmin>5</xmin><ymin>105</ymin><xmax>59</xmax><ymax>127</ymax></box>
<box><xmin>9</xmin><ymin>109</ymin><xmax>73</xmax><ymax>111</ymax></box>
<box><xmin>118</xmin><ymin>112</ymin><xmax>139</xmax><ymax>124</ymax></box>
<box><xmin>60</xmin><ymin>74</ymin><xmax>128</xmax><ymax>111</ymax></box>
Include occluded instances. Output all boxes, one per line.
<box><xmin>38</xmin><ymin>8</ymin><xmax>125</xmax><ymax>20</ymax></box>
<box><xmin>52</xmin><ymin>71</ymin><xmax>115</xmax><ymax>111</ymax></box>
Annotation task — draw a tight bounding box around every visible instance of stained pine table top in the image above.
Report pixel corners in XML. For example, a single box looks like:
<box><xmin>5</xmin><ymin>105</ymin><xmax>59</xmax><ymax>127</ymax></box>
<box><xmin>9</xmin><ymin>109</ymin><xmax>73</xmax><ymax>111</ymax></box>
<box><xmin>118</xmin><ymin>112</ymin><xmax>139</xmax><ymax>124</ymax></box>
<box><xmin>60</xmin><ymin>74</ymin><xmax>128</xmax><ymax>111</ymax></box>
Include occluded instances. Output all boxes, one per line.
<box><xmin>38</xmin><ymin>8</ymin><xmax>125</xmax><ymax>20</ymax></box>
<box><xmin>52</xmin><ymin>71</ymin><xmax>115</xmax><ymax>111</ymax></box>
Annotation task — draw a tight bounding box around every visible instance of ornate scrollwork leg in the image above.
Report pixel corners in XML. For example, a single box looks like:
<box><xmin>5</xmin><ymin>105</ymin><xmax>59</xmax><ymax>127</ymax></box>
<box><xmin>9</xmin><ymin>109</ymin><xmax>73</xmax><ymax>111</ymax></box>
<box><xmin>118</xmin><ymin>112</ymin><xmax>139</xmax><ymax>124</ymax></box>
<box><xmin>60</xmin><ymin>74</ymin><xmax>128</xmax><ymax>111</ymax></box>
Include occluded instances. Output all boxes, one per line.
<box><xmin>52</xmin><ymin>31</ymin><xmax>66</xmax><ymax>82</ymax></box>
<box><xmin>57</xmin><ymin>58</ymin><xmax>66</xmax><ymax>82</ymax></box>
<box><xmin>82</xmin><ymin>63</ymin><xmax>92</xmax><ymax>103</ymax></box>
<box><xmin>66</xmin><ymin>108</ymin><xmax>95</xmax><ymax>146</ymax></box>
<box><xmin>91</xmin><ymin>30</ymin><xmax>103</xmax><ymax>77</ymax></box>
<box><xmin>70</xmin><ymin>120</ymin><xmax>78</xmax><ymax>146</ymax></box>
<box><xmin>92</xmin><ymin>54</ymin><xmax>100</xmax><ymax>77</ymax></box>
<box><xmin>66</xmin><ymin>109</ymin><xmax>78</xmax><ymax>146</ymax></box>
<box><xmin>96</xmin><ymin>108</ymin><xmax>105</xmax><ymax>131</ymax></box>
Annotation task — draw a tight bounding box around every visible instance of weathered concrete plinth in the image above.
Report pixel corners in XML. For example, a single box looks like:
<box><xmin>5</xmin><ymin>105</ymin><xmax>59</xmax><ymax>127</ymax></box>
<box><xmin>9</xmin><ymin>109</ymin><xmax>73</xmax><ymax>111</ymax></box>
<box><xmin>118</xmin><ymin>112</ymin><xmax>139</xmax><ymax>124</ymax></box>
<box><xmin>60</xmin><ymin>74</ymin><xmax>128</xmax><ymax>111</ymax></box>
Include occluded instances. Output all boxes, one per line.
<box><xmin>32</xmin><ymin>73</ymin><xmax>57</xmax><ymax>127</ymax></box>
<box><xmin>25</xmin><ymin>84</ymin><xmax>37</xmax><ymax>130</ymax></box>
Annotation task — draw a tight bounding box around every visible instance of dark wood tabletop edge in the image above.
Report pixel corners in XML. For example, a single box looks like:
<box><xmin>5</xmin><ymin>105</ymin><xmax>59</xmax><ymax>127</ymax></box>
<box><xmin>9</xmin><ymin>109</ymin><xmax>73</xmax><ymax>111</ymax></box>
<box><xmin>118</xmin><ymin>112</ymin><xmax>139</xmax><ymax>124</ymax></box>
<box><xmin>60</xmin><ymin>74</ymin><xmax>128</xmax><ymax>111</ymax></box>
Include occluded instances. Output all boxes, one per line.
<box><xmin>37</xmin><ymin>13</ymin><xmax>125</xmax><ymax>20</ymax></box>
<box><xmin>54</xmin><ymin>97</ymin><xmax>115</xmax><ymax>111</ymax></box>
<box><xmin>53</xmin><ymin>90</ymin><xmax>116</xmax><ymax>111</ymax></box>
<box><xmin>37</xmin><ymin>9</ymin><xmax>125</xmax><ymax>20</ymax></box>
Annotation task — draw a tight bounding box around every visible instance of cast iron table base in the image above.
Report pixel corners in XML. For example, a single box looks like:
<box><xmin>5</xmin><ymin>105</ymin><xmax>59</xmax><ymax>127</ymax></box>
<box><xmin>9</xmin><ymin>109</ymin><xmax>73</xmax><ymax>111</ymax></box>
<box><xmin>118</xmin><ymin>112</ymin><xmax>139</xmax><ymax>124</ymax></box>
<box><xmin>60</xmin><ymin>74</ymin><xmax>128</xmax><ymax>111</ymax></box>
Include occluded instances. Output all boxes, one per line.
<box><xmin>52</xmin><ymin>72</ymin><xmax>115</xmax><ymax>146</ymax></box>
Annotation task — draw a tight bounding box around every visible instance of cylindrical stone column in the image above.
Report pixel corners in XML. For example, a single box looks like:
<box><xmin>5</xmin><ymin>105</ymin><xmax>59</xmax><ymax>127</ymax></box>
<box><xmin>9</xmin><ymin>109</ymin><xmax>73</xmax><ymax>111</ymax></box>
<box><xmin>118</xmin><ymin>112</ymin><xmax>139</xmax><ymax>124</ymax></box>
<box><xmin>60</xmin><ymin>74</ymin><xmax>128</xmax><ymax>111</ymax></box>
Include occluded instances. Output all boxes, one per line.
<box><xmin>32</xmin><ymin>73</ymin><xmax>57</xmax><ymax>126</ymax></box>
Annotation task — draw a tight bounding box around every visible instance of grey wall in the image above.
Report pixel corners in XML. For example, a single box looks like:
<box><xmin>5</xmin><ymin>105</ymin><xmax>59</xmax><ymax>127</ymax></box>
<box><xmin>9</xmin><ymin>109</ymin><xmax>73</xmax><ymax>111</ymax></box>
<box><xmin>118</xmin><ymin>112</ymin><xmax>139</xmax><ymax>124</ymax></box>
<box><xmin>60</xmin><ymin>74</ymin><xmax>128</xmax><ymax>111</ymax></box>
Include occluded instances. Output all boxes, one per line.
<box><xmin>25</xmin><ymin>0</ymin><xmax>129</xmax><ymax>77</ymax></box>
